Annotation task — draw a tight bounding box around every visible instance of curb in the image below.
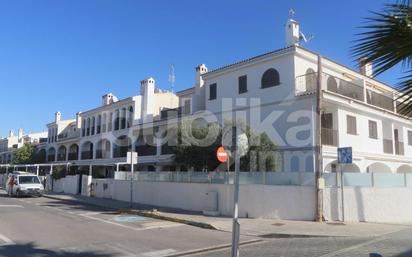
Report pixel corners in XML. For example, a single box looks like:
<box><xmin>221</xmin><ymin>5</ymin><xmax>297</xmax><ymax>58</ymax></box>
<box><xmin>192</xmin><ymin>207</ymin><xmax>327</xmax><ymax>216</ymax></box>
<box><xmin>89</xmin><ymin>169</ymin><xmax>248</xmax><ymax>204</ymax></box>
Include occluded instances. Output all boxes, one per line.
<box><xmin>42</xmin><ymin>194</ymin><xmax>217</xmax><ymax>230</ymax></box>
<box><xmin>118</xmin><ymin>208</ymin><xmax>218</xmax><ymax>230</ymax></box>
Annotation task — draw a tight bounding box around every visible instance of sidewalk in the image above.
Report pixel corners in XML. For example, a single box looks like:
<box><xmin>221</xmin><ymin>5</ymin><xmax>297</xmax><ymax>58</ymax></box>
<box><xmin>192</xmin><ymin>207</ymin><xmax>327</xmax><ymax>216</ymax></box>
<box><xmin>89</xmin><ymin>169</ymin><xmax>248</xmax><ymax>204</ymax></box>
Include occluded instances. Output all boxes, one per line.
<box><xmin>43</xmin><ymin>192</ymin><xmax>411</xmax><ymax>238</ymax></box>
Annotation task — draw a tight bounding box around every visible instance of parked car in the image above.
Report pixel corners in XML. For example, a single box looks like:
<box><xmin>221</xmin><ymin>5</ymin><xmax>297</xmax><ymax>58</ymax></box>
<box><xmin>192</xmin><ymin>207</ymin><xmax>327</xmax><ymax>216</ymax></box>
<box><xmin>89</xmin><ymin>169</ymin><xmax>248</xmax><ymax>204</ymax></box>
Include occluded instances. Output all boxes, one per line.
<box><xmin>6</xmin><ymin>173</ymin><xmax>44</xmax><ymax>197</ymax></box>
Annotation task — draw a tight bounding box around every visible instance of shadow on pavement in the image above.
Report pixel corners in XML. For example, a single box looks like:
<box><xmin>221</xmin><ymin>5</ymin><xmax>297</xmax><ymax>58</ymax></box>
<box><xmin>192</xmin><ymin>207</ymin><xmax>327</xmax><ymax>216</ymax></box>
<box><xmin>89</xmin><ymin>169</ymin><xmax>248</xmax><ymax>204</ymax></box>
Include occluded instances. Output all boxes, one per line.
<box><xmin>394</xmin><ymin>249</ymin><xmax>412</xmax><ymax>257</ymax></box>
<box><xmin>0</xmin><ymin>242</ymin><xmax>114</xmax><ymax>257</ymax></box>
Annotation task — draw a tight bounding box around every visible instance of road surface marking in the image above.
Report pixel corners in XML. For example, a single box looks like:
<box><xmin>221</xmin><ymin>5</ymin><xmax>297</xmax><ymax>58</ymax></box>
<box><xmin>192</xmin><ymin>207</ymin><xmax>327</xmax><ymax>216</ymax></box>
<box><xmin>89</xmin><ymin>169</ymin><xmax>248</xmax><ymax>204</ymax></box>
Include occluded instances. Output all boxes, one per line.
<box><xmin>318</xmin><ymin>236</ymin><xmax>387</xmax><ymax>257</ymax></box>
<box><xmin>0</xmin><ymin>233</ymin><xmax>15</xmax><ymax>246</ymax></box>
<box><xmin>78</xmin><ymin>213</ymin><xmax>183</xmax><ymax>231</ymax></box>
<box><xmin>0</xmin><ymin>205</ymin><xmax>23</xmax><ymax>208</ymax></box>
<box><xmin>140</xmin><ymin>249</ymin><xmax>177</xmax><ymax>257</ymax></box>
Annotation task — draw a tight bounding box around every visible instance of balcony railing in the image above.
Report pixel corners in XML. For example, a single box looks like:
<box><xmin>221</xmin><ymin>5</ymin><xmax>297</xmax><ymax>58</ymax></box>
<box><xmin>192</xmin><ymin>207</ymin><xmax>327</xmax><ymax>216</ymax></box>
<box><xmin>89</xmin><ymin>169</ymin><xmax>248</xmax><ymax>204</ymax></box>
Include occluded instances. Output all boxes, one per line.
<box><xmin>68</xmin><ymin>152</ymin><xmax>78</xmax><ymax>160</ymax></box>
<box><xmin>366</xmin><ymin>90</ymin><xmax>394</xmax><ymax>112</ymax></box>
<box><xmin>321</xmin><ymin>128</ymin><xmax>338</xmax><ymax>146</ymax></box>
<box><xmin>296</xmin><ymin>73</ymin><xmax>365</xmax><ymax>102</ymax></box>
<box><xmin>57</xmin><ymin>154</ymin><xmax>66</xmax><ymax>161</ymax></box>
<box><xmin>47</xmin><ymin>155</ymin><xmax>55</xmax><ymax>162</ymax></box>
<box><xmin>81</xmin><ymin>151</ymin><xmax>93</xmax><ymax>160</ymax></box>
<box><xmin>383</xmin><ymin>139</ymin><xmax>393</xmax><ymax>154</ymax></box>
<box><xmin>395</xmin><ymin>141</ymin><xmax>405</xmax><ymax>156</ymax></box>
<box><xmin>161</xmin><ymin>144</ymin><xmax>177</xmax><ymax>155</ymax></box>
<box><xmin>57</xmin><ymin>130</ymin><xmax>80</xmax><ymax>142</ymax></box>
<box><xmin>135</xmin><ymin>145</ymin><xmax>157</xmax><ymax>156</ymax></box>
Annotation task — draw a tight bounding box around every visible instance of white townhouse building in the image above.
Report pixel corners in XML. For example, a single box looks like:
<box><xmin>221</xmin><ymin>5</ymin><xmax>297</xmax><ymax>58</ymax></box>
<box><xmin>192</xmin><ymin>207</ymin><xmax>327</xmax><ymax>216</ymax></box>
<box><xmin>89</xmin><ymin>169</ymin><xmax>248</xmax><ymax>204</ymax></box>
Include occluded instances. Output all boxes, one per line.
<box><xmin>193</xmin><ymin>16</ymin><xmax>412</xmax><ymax>174</ymax></box>
<box><xmin>0</xmin><ymin>129</ymin><xmax>48</xmax><ymax>164</ymax></box>
<box><xmin>40</xmin><ymin>76</ymin><xmax>196</xmax><ymax>173</ymax></box>
<box><xmin>15</xmin><ymin>14</ymin><xmax>412</xmax><ymax>175</ymax></box>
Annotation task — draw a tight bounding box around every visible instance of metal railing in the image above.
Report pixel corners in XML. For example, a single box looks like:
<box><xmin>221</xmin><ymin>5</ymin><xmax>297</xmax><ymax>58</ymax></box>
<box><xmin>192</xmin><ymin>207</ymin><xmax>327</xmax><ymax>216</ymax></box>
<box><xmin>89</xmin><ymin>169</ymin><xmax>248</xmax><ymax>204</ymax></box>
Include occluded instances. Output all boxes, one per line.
<box><xmin>366</xmin><ymin>89</ymin><xmax>394</xmax><ymax>112</ymax></box>
<box><xmin>395</xmin><ymin>141</ymin><xmax>405</xmax><ymax>156</ymax></box>
<box><xmin>321</xmin><ymin>128</ymin><xmax>338</xmax><ymax>146</ymax></box>
<box><xmin>81</xmin><ymin>151</ymin><xmax>93</xmax><ymax>160</ymax></box>
<box><xmin>68</xmin><ymin>153</ymin><xmax>78</xmax><ymax>161</ymax></box>
<box><xmin>383</xmin><ymin>139</ymin><xmax>394</xmax><ymax>154</ymax></box>
<box><xmin>296</xmin><ymin>73</ymin><xmax>364</xmax><ymax>102</ymax></box>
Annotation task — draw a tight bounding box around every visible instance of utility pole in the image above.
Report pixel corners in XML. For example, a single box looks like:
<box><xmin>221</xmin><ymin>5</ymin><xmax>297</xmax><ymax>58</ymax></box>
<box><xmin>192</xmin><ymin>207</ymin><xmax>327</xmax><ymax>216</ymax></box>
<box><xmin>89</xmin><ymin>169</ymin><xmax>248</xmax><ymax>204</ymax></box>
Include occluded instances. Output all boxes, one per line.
<box><xmin>231</xmin><ymin>126</ymin><xmax>240</xmax><ymax>257</ymax></box>
<box><xmin>315</xmin><ymin>55</ymin><xmax>324</xmax><ymax>222</ymax></box>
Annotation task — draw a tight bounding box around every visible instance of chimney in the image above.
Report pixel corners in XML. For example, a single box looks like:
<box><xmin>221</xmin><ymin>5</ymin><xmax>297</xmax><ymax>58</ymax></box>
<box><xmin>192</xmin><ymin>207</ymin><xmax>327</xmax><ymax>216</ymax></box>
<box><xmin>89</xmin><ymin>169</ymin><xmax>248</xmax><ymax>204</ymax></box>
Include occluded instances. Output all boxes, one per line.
<box><xmin>102</xmin><ymin>93</ymin><xmax>113</xmax><ymax>106</ymax></box>
<box><xmin>55</xmin><ymin>111</ymin><xmax>61</xmax><ymax>122</ymax></box>
<box><xmin>193</xmin><ymin>64</ymin><xmax>208</xmax><ymax>112</ymax></box>
<box><xmin>76</xmin><ymin>112</ymin><xmax>82</xmax><ymax>128</ymax></box>
<box><xmin>285</xmin><ymin>10</ymin><xmax>300</xmax><ymax>47</ymax></box>
<box><xmin>18</xmin><ymin>128</ymin><xmax>23</xmax><ymax>140</ymax></box>
<box><xmin>140</xmin><ymin>77</ymin><xmax>155</xmax><ymax>120</ymax></box>
<box><xmin>359</xmin><ymin>58</ymin><xmax>373</xmax><ymax>77</ymax></box>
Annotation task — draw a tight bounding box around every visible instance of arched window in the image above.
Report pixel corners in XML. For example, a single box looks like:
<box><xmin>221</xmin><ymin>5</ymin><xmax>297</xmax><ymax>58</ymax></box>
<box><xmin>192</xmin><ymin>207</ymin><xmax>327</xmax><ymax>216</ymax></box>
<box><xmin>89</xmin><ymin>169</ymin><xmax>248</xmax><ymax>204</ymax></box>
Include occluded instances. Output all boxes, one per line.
<box><xmin>290</xmin><ymin>156</ymin><xmax>300</xmax><ymax>172</ymax></box>
<box><xmin>91</xmin><ymin>117</ymin><xmax>96</xmax><ymax>135</ymax></box>
<box><xmin>327</xmin><ymin>76</ymin><xmax>338</xmax><ymax>93</ymax></box>
<box><xmin>121</xmin><ymin>108</ymin><xmax>126</xmax><ymax>129</ymax></box>
<box><xmin>305</xmin><ymin>68</ymin><xmax>317</xmax><ymax>91</ymax></box>
<box><xmin>127</xmin><ymin>106</ymin><xmax>134</xmax><ymax>128</ymax></box>
<box><xmin>102</xmin><ymin>113</ymin><xmax>107</xmax><ymax>133</ymax></box>
<box><xmin>68</xmin><ymin>144</ymin><xmax>79</xmax><ymax>160</ymax></box>
<box><xmin>82</xmin><ymin>119</ymin><xmax>86</xmax><ymax>137</ymax></box>
<box><xmin>57</xmin><ymin>146</ymin><xmax>67</xmax><ymax>161</ymax></box>
<box><xmin>96</xmin><ymin>115</ymin><xmax>102</xmax><ymax>134</ymax></box>
<box><xmin>108</xmin><ymin>112</ymin><xmax>113</xmax><ymax>132</ymax></box>
<box><xmin>261</xmin><ymin>68</ymin><xmax>280</xmax><ymax>88</ymax></box>
<box><xmin>86</xmin><ymin>118</ymin><xmax>91</xmax><ymax>136</ymax></box>
<box><xmin>114</xmin><ymin>110</ymin><xmax>120</xmax><ymax>131</ymax></box>
<box><xmin>47</xmin><ymin>147</ymin><xmax>56</xmax><ymax>162</ymax></box>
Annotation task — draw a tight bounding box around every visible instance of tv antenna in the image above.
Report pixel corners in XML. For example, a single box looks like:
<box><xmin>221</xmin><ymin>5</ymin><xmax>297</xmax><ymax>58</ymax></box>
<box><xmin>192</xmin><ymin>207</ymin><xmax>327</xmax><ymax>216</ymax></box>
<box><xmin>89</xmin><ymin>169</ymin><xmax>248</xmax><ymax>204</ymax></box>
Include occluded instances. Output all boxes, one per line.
<box><xmin>168</xmin><ymin>64</ymin><xmax>176</xmax><ymax>93</ymax></box>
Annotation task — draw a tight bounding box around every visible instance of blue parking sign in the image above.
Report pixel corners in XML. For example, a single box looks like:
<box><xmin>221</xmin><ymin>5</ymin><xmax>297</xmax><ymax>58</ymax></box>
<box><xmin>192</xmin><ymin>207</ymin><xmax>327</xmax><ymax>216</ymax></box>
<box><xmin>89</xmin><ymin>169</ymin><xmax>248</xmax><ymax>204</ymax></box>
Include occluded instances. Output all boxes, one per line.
<box><xmin>338</xmin><ymin>147</ymin><xmax>352</xmax><ymax>164</ymax></box>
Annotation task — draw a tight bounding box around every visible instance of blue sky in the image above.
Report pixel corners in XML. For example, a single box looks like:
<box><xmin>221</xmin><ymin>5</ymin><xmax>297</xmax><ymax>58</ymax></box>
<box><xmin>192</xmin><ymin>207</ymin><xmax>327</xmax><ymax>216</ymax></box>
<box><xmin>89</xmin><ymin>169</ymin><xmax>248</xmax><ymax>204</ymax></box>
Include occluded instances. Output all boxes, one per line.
<box><xmin>0</xmin><ymin>0</ymin><xmax>402</xmax><ymax>137</ymax></box>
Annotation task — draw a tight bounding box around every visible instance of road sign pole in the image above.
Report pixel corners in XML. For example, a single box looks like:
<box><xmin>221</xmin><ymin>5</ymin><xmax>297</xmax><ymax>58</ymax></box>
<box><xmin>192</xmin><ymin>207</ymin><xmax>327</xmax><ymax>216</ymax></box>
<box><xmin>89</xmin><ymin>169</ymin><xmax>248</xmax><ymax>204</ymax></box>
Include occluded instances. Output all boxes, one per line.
<box><xmin>340</xmin><ymin>164</ymin><xmax>345</xmax><ymax>222</ymax></box>
<box><xmin>130</xmin><ymin>154</ymin><xmax>133</xmax><ymax>209</ymax></box>
<box><xmin>231</xmin><ymin>127</ymin><xmax>240</xmax><ymax>257</ymax></box>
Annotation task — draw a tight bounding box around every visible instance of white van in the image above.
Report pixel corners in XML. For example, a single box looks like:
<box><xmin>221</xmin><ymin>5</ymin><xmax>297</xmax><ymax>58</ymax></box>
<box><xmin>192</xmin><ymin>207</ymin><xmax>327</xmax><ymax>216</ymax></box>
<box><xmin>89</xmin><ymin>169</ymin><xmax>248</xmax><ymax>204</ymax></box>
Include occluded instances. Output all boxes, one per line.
<box><xmin>6</xmin><ymin>173</ymin><xmax>44</xmax><ymax>197</ymax></box>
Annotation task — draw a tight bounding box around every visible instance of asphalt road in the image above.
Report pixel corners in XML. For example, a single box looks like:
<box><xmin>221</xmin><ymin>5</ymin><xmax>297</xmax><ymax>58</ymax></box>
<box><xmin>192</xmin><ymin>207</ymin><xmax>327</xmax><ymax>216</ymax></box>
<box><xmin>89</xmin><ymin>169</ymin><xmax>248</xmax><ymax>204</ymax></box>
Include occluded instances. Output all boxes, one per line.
<box><xmin>0</xmin><ymin>190</ymin><xmax>257</xmax><ymax>257</ymax></box>
<box><xmin>1</xmin><ymin>190</ymin><xmax>412</xmax><ymax>257</ymax></box>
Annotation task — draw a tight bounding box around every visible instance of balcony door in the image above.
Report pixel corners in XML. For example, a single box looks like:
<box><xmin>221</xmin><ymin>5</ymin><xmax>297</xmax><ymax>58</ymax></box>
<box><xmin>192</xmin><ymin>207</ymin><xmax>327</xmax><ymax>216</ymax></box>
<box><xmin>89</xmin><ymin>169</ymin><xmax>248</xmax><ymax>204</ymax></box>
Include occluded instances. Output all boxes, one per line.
<box><xmin>321</xmin><ymin>113</ymin><xmax>336</xmax><ymax>146</ymax></box>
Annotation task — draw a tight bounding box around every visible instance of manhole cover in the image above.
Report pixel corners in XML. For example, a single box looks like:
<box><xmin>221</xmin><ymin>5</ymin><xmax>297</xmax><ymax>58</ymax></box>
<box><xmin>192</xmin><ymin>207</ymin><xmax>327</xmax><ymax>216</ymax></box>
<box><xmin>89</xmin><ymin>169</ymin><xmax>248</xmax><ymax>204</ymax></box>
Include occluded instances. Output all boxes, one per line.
<box><xmin>113</xmin><ymin>215</ymin><xmax>147</xmax><ymax>223</ymax></box>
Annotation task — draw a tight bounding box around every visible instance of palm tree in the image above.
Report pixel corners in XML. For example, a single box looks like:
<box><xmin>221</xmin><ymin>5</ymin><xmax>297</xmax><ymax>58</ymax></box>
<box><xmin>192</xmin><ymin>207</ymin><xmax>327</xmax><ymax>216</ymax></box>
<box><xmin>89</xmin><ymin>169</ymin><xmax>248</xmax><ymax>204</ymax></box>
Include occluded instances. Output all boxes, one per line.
<box><xmin>352</xmin><ymin>1</ymin><xmax>412</xmax><ymax>116</ymax></box>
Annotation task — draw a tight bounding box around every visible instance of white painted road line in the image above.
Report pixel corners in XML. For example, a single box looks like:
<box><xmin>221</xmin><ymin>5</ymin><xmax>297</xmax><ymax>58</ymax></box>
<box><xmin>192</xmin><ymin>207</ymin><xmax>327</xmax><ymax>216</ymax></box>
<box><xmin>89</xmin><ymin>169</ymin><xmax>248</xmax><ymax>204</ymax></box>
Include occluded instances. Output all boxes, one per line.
<box><xmin>0</xmin><ymin>233</ymin><xmax>15</xmax><ymax>246</ymax></box>
<box><xmin>140</xmin><ymin>249</ymin><xmax>177</xmax><ymax>257</ymax></box>
<box><xmin>0</xmin><ymin>205</ymin><xmax>23</xmax><ymax>208</ymax></box>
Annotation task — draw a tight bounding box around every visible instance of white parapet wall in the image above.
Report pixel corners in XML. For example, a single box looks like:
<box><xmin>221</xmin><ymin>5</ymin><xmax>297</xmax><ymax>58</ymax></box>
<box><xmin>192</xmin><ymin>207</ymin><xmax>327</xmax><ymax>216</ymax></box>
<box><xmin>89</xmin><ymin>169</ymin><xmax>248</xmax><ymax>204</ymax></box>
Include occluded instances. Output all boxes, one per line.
<box><xmin>93</xmin><ymin>179</ymin><xmax>316</xmax><ymax>220</ymax></box>
<box><xmin>323</xmin><ymin>187</ymin><xmax>412</xmax><ymax>223</ymax></box>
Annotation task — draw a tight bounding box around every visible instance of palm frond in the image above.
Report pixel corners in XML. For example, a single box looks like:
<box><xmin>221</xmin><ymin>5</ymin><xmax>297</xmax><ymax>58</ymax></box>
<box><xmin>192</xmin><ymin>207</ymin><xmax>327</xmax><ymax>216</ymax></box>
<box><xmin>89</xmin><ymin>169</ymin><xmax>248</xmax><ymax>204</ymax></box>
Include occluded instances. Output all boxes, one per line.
<box><xmin>352</xmin><ymin>4</ymin><xmax>412</xmax><ymax>76</ymax></box>
<box><xmin>395</xmin><ymin>71</ymin><xmax>412</xmax><ymax>117</ymax></box>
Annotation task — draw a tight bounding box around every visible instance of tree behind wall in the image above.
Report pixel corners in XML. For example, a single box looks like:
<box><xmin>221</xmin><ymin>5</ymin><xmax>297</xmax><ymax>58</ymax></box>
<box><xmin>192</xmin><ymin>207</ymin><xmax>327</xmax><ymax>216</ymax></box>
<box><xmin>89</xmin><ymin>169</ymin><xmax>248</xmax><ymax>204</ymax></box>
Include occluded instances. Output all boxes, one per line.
<box><xmin>174</xmin><ymin>120</ymin><xmax>280</xmax><ymax>171</ymax></box>
<box><xmin>11</xmin><ymin>144</ymin><xmax>36</xmax><ymax>165</ymax></box>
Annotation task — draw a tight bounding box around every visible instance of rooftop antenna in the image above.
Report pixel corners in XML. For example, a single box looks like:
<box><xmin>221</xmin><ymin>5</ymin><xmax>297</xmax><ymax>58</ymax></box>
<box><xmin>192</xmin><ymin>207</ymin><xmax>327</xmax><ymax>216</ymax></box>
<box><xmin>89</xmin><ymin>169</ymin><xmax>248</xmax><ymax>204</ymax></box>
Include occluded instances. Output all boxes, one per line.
<box><xmin>168</xmin><ymin>64</ymin><xmax>176</xmax><ymax>93</ymax></box>
<box><xmin>289</xmin><ymin>8</ymin><xmax>295</xmax><ymax>19</ymax></box>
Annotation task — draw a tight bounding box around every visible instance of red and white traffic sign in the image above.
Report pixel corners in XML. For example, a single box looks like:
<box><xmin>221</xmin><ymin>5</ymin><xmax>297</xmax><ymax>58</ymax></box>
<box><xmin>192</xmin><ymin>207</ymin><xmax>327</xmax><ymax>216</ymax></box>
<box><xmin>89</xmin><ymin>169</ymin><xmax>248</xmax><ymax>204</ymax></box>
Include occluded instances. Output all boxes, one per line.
<box><xmin>216</xmin><ymin>146</ymin><xmax>228</xmax><ymax>162</ymax></box>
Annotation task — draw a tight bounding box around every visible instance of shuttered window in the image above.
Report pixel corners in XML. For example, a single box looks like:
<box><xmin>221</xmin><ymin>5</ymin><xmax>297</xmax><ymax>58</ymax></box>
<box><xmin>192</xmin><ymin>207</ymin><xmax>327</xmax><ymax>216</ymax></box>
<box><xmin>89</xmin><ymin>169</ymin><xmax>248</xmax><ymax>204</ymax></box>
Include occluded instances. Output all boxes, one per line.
<box><xmin>347</xmin><ymin>115</ymin><xmax>357</xmax><ymax>135</ymax></box>
<box><xmin>238</xmin><ymin>75</ymin><xmax>247</xmax><ymax>94</ymax></box>
<box><xmin>368</xmin><ymin>120</ymin><xmax>378</xmax><ymax>139</ymax></box>
<box><xmin>209</xmin><ymin>83</ymin><xmax>217</xmax><ymax>100</ymax></box>
<box><xmin>408</xmin><ymin>130</ymin><xmax>412</xmax><ymax>146</ymax></box>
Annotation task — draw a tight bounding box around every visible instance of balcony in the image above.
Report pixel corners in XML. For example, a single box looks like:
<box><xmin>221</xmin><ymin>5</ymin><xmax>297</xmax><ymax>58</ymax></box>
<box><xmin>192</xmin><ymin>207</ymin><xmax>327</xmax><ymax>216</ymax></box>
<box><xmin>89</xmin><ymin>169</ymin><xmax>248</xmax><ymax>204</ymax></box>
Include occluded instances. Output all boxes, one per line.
<box><xmin>321</xmin><ymin>128</ymin><xmax>338</xmax><ymax>146</ymax></box>
<box><xmin>57</xmin><ymin>130</ymin><xmax>80</xmax><ymax>142</ymax></box>
<box><xmin>296</xmin><ymin>73</ymin><xmax>364</xmax><ymax>102</ymax></box>
<box><xmin>68</xmin><ymin>153</ymin><xmax>78</xmax><ymax>161</ymax></box>
<box><xmin>366</xmin><ymin>90</ymin><xmax>394</xmax><ymax>112</ymax></box>
<box><xmin>161</xmin><ymin>144</ymin><xmax>176</xmax><ymax>155</ymax></box>
<box><xmin>47</xmin><ymin>155</ymin><xmax>55</xmax><ymax>162</ymax></box>
<box><xmin>81</xmin><ymin>151</ymin><xmax>93</xmax><ymax>160</ymax></box>
<box><xmin>383</xmin><ymin>139</ymin><xmax>393</xmax><ymax>154</ymax></box>
<box><xmin>57</xmin><ymin>154</ymin><xmax>66</xmax><ymax>161</ymax></box>
<box><xmin>296</xmin><ymin>73</ymin><xmax>399</xmax><ymax>113</ymax></box>
<box><xmin>395</xmin><ymin>141</ymin><xmax>405</xmax><ymax>156</ymax></box>
<box><xmin>135</xmin><ymin>145</ymin><xmax>157</xmax><ymax>156</ymax></box>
